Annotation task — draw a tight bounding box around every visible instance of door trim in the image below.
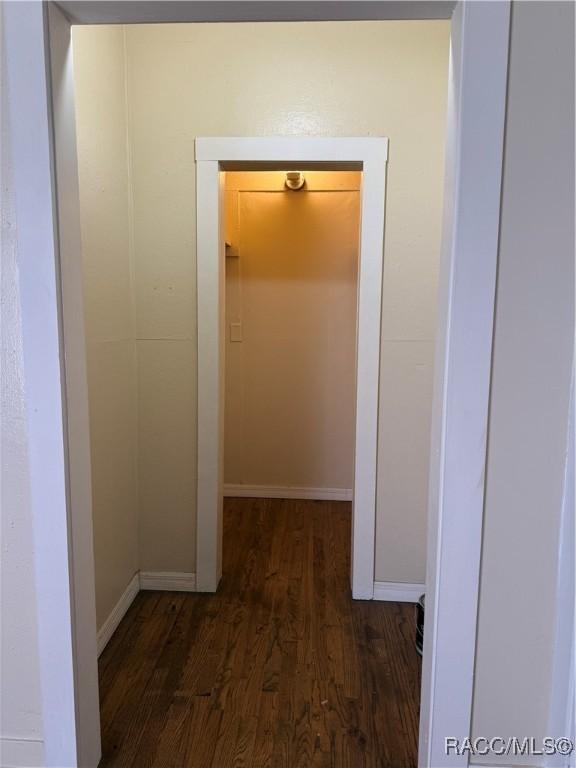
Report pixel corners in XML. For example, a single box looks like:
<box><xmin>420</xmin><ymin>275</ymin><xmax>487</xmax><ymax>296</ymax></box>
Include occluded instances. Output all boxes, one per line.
<box><xmin>195</xmin><ymin>137</ymin><xmax>388</xmax><ymax>598</ymax></box>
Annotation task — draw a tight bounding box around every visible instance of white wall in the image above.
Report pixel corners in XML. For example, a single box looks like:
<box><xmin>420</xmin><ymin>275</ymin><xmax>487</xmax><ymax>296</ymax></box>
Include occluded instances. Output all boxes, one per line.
<box><xmin>471</xmin><ymin>2</ymin><xmax>575</xmax><ymax>763</ymax></box>
<box><xmin>72</xmin><ymin>26</ymin><xmax>139</xmax><ymax>629</ymax></box>
<box><xmin>0</xmin><ymin>8</ymin><xmax>44</xmax><ymax>762</ymax></box>
<box><xmin>224</xmin><ymin>171</ymin><xmax>360</xmax><ymax>493</ymax></box>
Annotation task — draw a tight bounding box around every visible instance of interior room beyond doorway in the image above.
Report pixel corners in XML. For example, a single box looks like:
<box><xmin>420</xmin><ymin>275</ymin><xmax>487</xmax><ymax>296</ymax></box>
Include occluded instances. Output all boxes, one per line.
<box><xmin>223</xmin><ymin>170</ymin><xmax>361</xmax><ymax>502</ymax></box>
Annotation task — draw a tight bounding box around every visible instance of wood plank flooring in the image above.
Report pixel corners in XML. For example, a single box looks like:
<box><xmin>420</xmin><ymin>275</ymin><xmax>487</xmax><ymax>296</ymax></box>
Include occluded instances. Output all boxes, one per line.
<box><xmin>98</xmin><ymin>499</ymin><xmax>421</xmax><ymax>767</ymax></box>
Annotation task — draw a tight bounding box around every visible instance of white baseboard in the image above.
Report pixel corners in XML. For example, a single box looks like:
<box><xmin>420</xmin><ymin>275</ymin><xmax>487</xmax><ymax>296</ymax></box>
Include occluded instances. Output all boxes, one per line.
<box><xmin>223</xmin><ymin>484</ymin><xmax>353</xmax><ymax>501</ymax></box>
<box><xmin>373</xmin><ymin>581</ymin><xmax>425</xmax><ymax>603</ymax></box>
<box><xmin>97</xmin><ymin>571</ymin><xmax>197</xmax><ymax>656</ymax></box>
<box><xmin>97</xmin><ymin>572</ymin><xmax>140</xmax><ymax>655</ymax></box>
<box><xmin>139</xmin><ymin>571</ymin><xmax>197</xmax><ymax>592</ymax></box>
<box><xmin>472</xmin><ymin>765</ymin><xmax>540</xmax><ymax>768</ymax></box>
<box><xmin>0</xmin><ymin>737</ymin><xmax>44</xmax><ymax>767</ymax></box>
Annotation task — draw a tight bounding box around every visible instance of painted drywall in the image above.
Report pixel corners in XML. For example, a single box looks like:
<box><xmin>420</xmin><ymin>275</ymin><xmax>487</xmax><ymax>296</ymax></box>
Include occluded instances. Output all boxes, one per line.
<box><xmin>0</xmin><ymin>11</ymin><xmax>44</xmax><ymax>760</ymax></box>
<box><xmin>72</xmin><ymin>26</ymin><xmax>139</xmax><ymax>630</ymax></box>
<box><xmin>471</xmin><ymin>2</ymin><xmax>575</xmax><ymax>764</ymax></box>
<box><xmin>108</xmin><ymin>20</ymin><xmax>449</xmax><ymax>579</ymax></box>
<box><xmin>2</xmin><ymin>4</ymin><xmax>573</xmax><ymax>763</ymax></box>
<box><xmin>224</xmin><ymin>171</ymin><xmax>359</xmax><ymax>492</ymax></box>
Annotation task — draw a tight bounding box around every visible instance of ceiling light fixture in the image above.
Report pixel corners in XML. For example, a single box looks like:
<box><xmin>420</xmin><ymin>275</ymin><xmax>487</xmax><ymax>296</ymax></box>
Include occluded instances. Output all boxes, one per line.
<box><xmin>285</xmin><ymin>171</ymin><xmax>305</xmax><ymax>191</ymax></box>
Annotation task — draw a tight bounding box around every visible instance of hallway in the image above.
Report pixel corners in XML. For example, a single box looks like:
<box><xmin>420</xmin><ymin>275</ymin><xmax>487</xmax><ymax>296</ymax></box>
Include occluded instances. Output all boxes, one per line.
<box><xmin>98</xmin><ymin>499</ymin><xmax>421</xmax><ymax>767</ymax></box>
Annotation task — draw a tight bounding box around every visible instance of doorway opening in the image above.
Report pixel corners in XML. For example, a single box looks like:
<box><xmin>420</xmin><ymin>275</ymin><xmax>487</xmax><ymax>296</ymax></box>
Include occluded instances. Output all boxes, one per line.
<box><xmin>195</xmin><ymin>139</ymin><xmax>388</xmax><ymax>599</ymax></box>
<box><xmin>222</xmin><ymin>170</ymin><xmax>360</xmax><ymax>508</ymax></box>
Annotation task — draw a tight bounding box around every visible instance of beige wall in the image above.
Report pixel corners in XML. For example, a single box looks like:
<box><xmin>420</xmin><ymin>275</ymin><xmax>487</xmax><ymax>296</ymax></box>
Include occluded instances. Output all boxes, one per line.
<box><xmin>224</xmin><ymin>171</ymin><xmax>359</xmax><ymax>491</ymax></box>
<box><xmin>120</xmin><ymin>20</ymin><xmax>450</xmax><ymax>579</ymax></box>
<box><xmin>73</xmin><ymin>20</ymin><xmax>449</xmax><ymax>603</ymax></box>
<box><xmin>471</xmin><ymin>2</ymin><xmax>575</xmax><ymax>761</ymax></box>
<box><xmin>73</xmin><ymin>26</ymin><xmax>139</xmax><ymax>629</ymax></box>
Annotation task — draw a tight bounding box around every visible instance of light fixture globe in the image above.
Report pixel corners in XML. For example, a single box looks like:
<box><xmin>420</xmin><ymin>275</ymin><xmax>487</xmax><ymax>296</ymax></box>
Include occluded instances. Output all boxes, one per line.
<box><xmin>285</xmin><ymin>171</ymin><xmax>305</xmax><ymax>190</ymax></box>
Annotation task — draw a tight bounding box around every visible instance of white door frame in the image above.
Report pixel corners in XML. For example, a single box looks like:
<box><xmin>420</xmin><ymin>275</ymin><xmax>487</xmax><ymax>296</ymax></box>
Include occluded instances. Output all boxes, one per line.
<box><xmin>3</xmin><ymin>2</ymin><xmax>510</xmax><ymax>766</ymax></box>
<box><xmin>194</xmin><ymin>138</ymin><xmax>388</xmax><ymax>597</ymax></box>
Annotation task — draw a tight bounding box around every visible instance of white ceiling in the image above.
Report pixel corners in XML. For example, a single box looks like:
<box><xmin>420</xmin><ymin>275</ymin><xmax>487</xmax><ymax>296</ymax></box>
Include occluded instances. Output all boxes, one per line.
<box><xmin>56</xmin><ymin>1</ymin><xmax>455</xmax><ymax>25</ymax></box>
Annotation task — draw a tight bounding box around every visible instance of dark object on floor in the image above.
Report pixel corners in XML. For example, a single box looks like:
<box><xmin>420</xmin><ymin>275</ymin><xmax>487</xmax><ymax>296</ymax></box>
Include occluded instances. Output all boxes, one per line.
<box><xmin>416</xmin><ymin>594</ymin><xmax>425</xmax><ymax>656</ymax></box>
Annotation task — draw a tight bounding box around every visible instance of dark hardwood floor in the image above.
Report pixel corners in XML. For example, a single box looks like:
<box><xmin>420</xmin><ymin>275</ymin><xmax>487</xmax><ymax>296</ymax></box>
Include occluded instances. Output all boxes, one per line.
<box><xmin>98</xmin><ymin>498</ymin><xmax>421</xmax><ymax>767</ymax></box>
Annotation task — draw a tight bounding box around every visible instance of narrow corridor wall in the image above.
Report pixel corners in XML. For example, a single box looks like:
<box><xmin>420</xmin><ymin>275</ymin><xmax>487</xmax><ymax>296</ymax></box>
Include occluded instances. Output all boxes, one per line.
<box><xmin>1</xmin><ymin>10</ymin><xmax>44</xmax><ymax>756</ymax></box>
<box><xmin>471</xmin><ymin>1</ymin><xmax>575</xmax><ymax>758</ymax></box>
<box><xmin>73</xmin><ymin>27</ymin><xmax>139</xmax><ymax>629</ymax></box>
